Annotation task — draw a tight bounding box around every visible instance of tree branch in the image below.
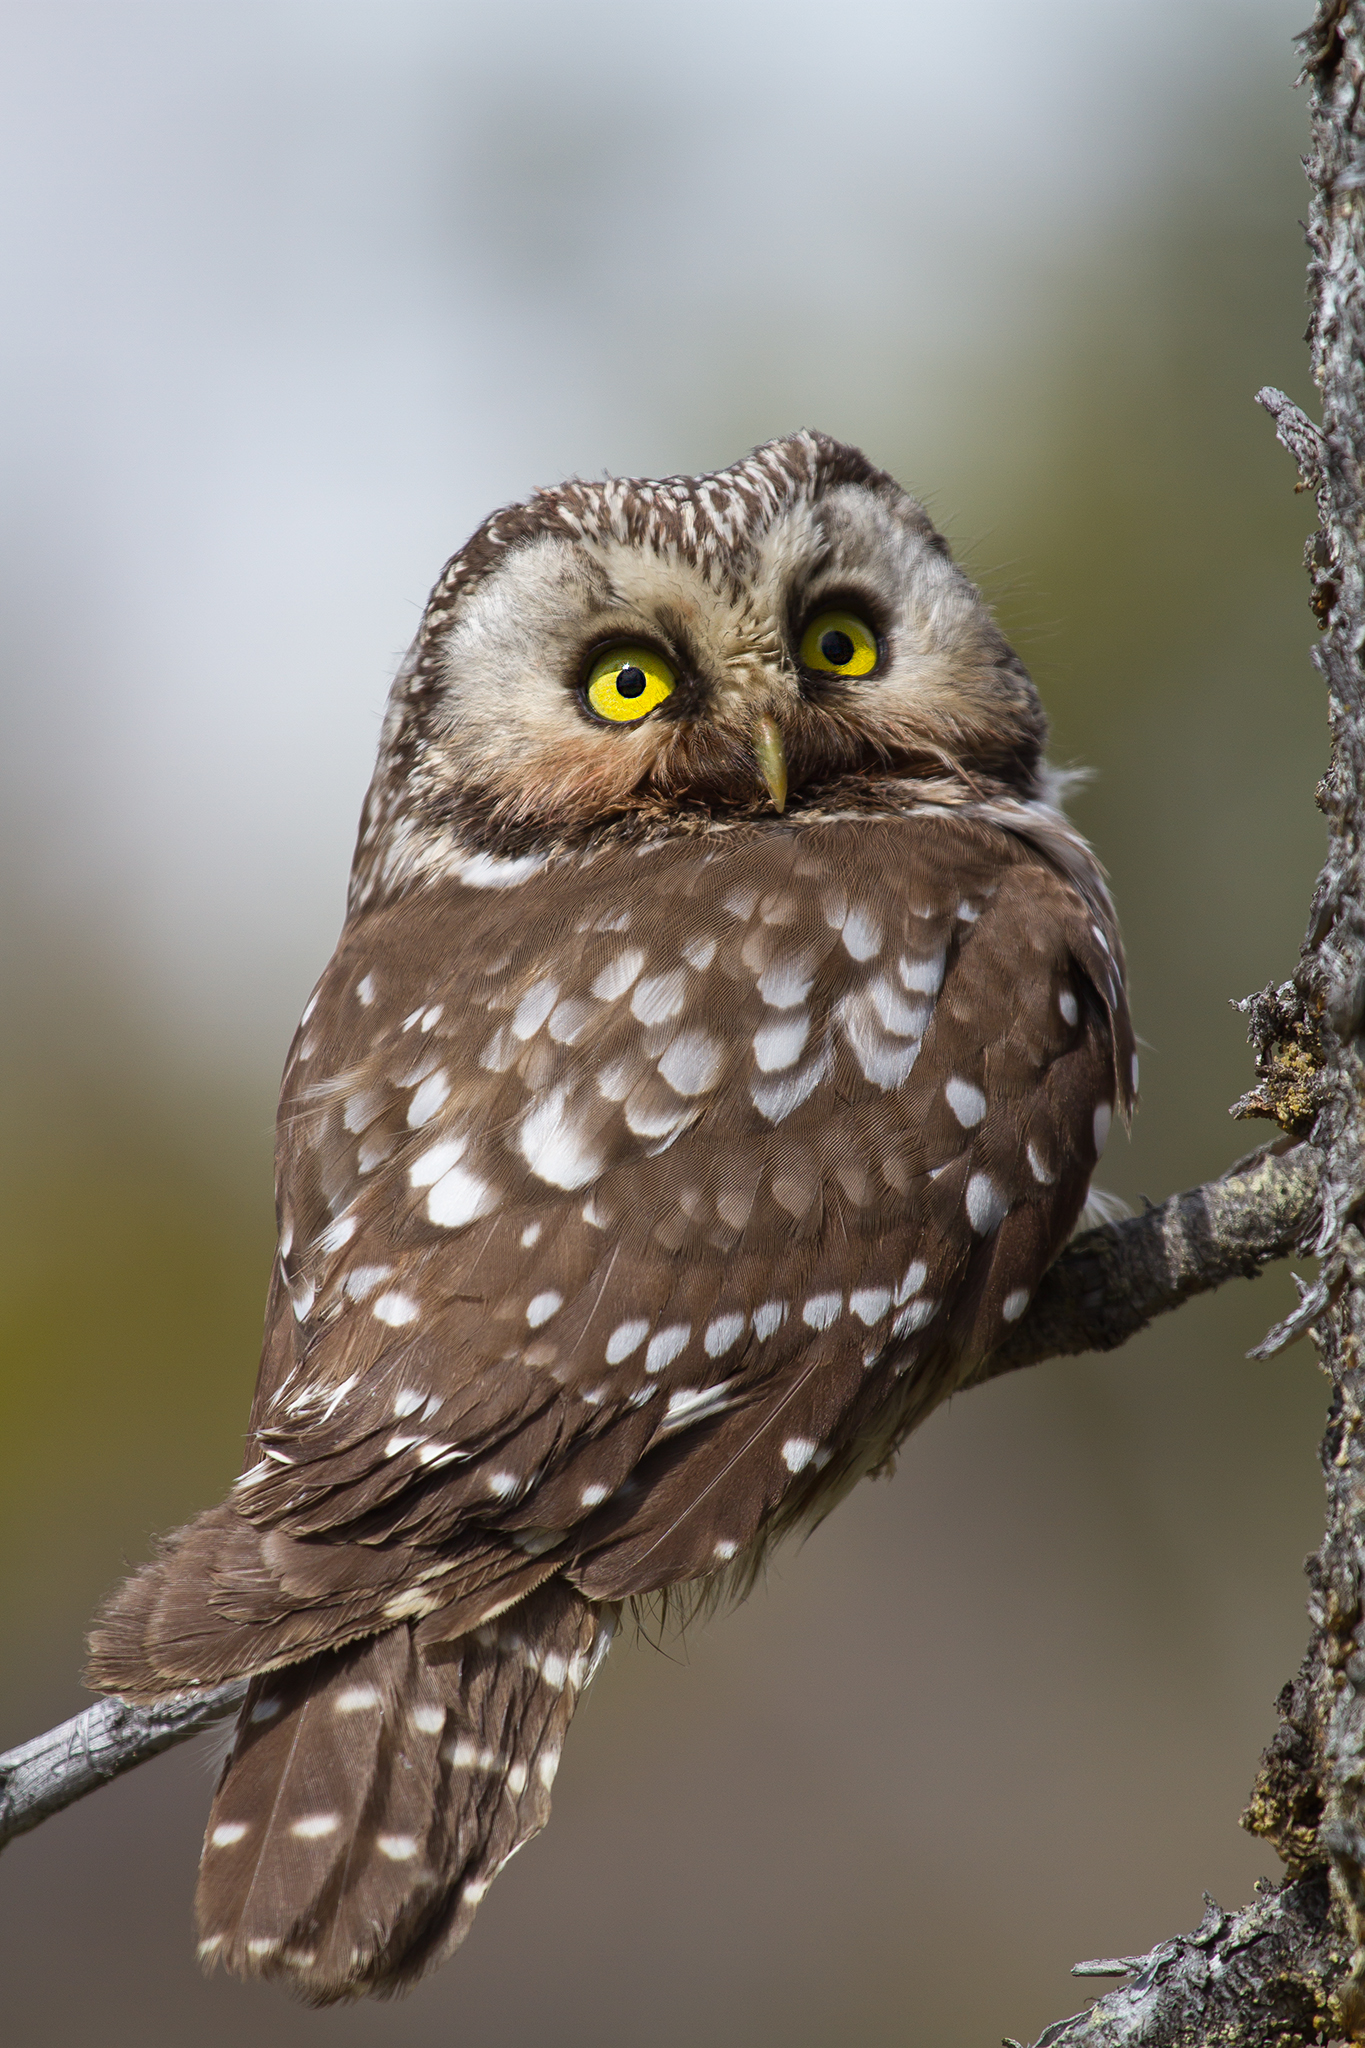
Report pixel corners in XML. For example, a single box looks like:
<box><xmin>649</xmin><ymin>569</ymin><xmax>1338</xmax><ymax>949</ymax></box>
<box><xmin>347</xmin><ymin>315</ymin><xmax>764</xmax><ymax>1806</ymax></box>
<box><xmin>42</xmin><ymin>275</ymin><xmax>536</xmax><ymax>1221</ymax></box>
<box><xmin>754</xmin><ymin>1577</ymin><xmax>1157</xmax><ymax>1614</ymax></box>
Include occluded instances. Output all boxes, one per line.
<box><xmin>0</xmin><ymin>1682</ymin><xmax>246</xmax><ymax>1854</ymax></box>
<box><xmin>0</xmin><ymin>1144</ymin><xmax>1321</xmax><ymax>1855</ymax></box>
<box><xmin>1011</xmin><ymin>1878</ymin><xmax>1343</xmax><ymax>2048</ymax></box>
<box><xmin>978</xmin><ymin>1139</ymin><xmax>1321</xmax><ymax>1384</ymax></box>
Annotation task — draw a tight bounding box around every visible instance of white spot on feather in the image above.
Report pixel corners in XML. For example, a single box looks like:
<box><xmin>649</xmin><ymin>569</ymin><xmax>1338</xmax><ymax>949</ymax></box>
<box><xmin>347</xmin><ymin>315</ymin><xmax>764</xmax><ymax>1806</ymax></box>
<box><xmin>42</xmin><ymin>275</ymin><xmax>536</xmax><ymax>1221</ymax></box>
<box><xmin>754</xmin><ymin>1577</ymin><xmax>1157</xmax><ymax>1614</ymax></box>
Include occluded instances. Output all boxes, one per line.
<box><xmin>290</xmin><ymin>1814</ymin><xmax>339</xmax><ymax>1840</ymax></box>
<box><xmin>682</xmin><ymin>934</ymin><xmax>718</xmax><ymax>970</ymax></box>
<box><xmin>412</xmin><ymin>1705</ymin><xmax>445</xmax><ymax>1734</ymax></box>
<box><xmin>512</xmin><ymin>979</ymin><xmax>560</xmax><ymax>1040</ymax></box>
<box><xmin>945</xmin><ymin>1077</ymin><xmax>987</xmax><ymax>1128</ymax></box>
<box><xmin>356</xmin><ymin>974</ymin><xmax>375</xmax><ymax>1006</ymax></box>
<box><xmin>526</xmin><ymin>1290</ymin><xmax>562</xmax><ymax>1328</ymax></box>
<box><xmin>458</xmin><ymin>850</ymin><xmax>547</xmax><ymax>888</ymax></box>
<box><xmin>892</xmin><ymin>1297</ymin><xmax>936</xmax><ymax>1337</ymax></box>
<box><xmin>753</xmin><ymin>1013</ymin><xmax>809</xmax><ymax>1071</ymax></box>
<box><xmin>704</xmin><ymin>1312</ymin><xmax>746</xmax><ymax>1357</ymax></box>
<box><xmin>210</xmin><ymin>1822</ymin><xmax>248</xmax><ymax>1847</ymax></box>
<box><xmin>802</xmin><ymin>1292</ymin><xmax>842</xmax><ymax>1330</ymax></box>
<box><xmin>657</xmin><ymin>1029</ymin><xmax>723</xmax><ymax>1095</ymax></box>
<box><xmin>841</xmin><ymin>907</ymin><xmax>882</xmax><ymax>960</ymax></box>
<box><xmin>373</xmin><ymin>1291</ymin><xmax>420</xmax><ymax>1326</ymax></box>
<box><xmin>645</xmin><ymin>1324</ymin><xmax>690</xmax><ymax>1373</ymax></box>
<box><xmin>899</xmin><ymin>950</ymin><xmax>946</xmax><ymax>994</ymax></box>
<box><xmin>868</xmin><ymin>977</ymin><xmax>928</xmax><ymax>1035</ymax></box>
<box><xmin>591</xmin><ymin>949</ymin><xmax>645</xmax><ymax>1000</ymax></box>
<box><xmin>518</xmin><ymin>1088</ymin><xmax>602</xmax><ymax>1190</ymax></box>
<box><xmin>631</xmin><ymin>970</ymin><xmax>687</xmax><ymax>1024</ymax></box>
<box><xmin>377</xmin><ymin>1834</ymin><xmax>419</xmax><ymax>1861</ymax></box>
<box><xmin>751</xmin><ymin>1047</ymin><xmax>830</xmax><ymax>1122</ymax></box>
<box><xmin>757</xmin><ymin>952</ymin><xmax>816</xmax><ymax>1008</ymax></box>
<box><xmin>1093</xmin><ymin>1102</ymin><xmax>1113</xmax><ymax>1156</ymax></box>
<box><xmin>1059</xmin><ymin>988</ymin><xmax>1079</xmax><ymax>1027</ymax></box>
<box><xmin>319</xmin><ymin>1213</ymin><xmax>358</xmax><ymax>1254</ymax></box>
<box><xmin>782</xmin><ymin>1437</ymin><xmax>817</xmax><ymax>1473</ymax></box>
<box><xmin>580</xmin><ymin>1482</ymin><xmax>609</xmax><ymax>1507</ymax></box>
<box><xmin>1003</xmin><ymin>1288</ymin><xmax>1030</xmax><ymax>1321</ymax></box>
<box><xmin>850</xmin><ymin>1287</ymin><xmax>891</xmax><ymax>1325</ymax></box>
<box><xmin>753</xmin><ymin>1300</ymin><xmax>787</xmax><ymax>1339</ymax></box>
<box><xmin>965</xmin><ymin>1174</ymin><xmax>1008</xmax><ymax>1235</ymax></box>
<box><xmin>406</xmin><ymin>1069</ymin><xmax>450</xmax><ymax>1127</ymax></box>
<box><xmin>1027</xmin><ymin>1141</ymin><xmax>1056</xmax><ymax>1185</ymax></box>
<box><xmin>606</xmin><ymin>1319</ymin><xmax>649</xmax><ymax>1363</ymax></box>
<box><xmin>429</xmin><ymin>1163</ymin><xmax>499</xmax><ymax>1220</ymax></box>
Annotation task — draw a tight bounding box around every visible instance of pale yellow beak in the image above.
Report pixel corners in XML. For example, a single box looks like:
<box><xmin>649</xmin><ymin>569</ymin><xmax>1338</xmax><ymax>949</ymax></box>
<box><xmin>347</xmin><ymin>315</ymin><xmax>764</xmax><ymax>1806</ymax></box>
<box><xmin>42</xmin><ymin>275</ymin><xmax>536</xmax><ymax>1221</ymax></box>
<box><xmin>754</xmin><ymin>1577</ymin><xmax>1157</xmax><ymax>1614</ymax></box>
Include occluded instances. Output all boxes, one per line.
<box><xmin>753</xmin><ymin>715</ymin><xmax>788</xmax><ymax>813</ymax></box>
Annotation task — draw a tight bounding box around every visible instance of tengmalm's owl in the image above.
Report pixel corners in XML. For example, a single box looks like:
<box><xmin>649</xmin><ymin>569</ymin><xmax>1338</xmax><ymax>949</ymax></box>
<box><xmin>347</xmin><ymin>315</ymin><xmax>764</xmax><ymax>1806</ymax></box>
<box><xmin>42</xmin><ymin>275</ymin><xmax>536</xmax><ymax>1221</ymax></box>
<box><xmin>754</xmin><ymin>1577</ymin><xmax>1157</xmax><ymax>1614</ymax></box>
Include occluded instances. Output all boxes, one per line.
<box><xmin>88</xmin><ymin>431</ymin><xmax>1134</xmax><ymax>2001</ymax></box>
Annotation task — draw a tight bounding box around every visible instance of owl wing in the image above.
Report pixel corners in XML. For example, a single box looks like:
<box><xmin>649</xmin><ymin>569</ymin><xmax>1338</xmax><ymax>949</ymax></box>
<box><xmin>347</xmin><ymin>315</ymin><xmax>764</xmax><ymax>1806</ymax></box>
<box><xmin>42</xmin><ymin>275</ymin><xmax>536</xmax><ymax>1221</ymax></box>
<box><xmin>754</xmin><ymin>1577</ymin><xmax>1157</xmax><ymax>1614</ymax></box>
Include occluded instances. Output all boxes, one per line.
<box><xmin>228</xmin><ymin>810</ymin><xmax>1130</xmax><ymax>1622</ymax></box>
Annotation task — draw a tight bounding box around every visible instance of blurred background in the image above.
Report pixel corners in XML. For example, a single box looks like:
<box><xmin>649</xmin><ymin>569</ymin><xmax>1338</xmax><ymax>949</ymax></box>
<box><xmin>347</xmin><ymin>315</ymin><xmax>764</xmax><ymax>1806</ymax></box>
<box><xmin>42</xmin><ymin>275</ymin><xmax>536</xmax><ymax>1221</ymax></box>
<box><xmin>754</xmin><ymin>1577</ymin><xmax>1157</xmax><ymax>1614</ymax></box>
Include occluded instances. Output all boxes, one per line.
<box><xmin>0</xmin><ymin>1</ymin><xmax>1331</xmax><ymax>2042</ymax></box>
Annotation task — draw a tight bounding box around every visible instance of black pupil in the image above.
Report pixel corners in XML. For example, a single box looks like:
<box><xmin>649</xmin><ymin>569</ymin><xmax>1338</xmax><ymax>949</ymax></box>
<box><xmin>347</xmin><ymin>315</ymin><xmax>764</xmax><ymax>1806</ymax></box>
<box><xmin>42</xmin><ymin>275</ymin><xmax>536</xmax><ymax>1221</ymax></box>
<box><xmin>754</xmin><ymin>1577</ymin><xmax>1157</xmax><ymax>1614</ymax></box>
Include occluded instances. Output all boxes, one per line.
<box><xmin>820</xmin><ymin>629</ymin><xmax>856</xmax><ymax>666</ymax></box>
<box><xmin>615</xmin><ymin>664</ymin><xmax>647</xmax><ymax>698</ymax></box>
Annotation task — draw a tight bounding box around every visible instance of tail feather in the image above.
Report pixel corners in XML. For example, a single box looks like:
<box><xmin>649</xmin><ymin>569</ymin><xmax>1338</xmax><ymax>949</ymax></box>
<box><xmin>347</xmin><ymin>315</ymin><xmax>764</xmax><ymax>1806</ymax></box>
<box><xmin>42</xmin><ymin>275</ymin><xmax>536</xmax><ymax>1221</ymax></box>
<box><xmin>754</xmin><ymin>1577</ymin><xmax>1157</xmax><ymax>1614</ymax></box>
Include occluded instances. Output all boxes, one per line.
<box><xmin>84</xmin><ymin>1504</ymin><xmax>552</xmax><ymax>1701</ymax></box>
<box><xmin>194</xmin><ymin>1582</ymin><xmax>614</xmax><ymax>2002</ymax></box>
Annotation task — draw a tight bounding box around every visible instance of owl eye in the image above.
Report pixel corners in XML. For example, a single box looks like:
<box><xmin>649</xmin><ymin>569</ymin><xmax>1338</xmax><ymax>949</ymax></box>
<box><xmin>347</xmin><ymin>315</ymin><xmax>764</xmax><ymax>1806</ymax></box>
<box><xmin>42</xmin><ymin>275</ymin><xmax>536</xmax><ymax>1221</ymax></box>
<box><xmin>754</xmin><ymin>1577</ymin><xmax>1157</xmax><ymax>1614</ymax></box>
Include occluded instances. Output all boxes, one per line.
<box><xmin>584</xmin><ymin>644</ymin><xmax>677</xmax><ymax>723</ymax></box>
<box><xmin>800</xmin><ymin>609</ymin><xmax>880</xmax><ymax>677</ymax></box>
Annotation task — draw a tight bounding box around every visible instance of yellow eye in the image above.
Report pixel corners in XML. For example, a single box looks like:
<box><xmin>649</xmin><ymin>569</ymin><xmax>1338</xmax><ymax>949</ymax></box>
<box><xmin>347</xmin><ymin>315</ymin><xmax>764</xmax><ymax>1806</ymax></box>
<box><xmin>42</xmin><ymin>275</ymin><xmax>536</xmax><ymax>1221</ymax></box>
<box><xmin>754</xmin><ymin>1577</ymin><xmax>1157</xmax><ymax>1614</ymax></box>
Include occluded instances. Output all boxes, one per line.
<box><xmin>584</xmin><ymin>643</ymin><xmax>676</xmax><ymax>723</ymax></box>
<box><xmin>800</xmin><ymin>609</ymin><xmax>879</xmax><ymax>677</ymax></box>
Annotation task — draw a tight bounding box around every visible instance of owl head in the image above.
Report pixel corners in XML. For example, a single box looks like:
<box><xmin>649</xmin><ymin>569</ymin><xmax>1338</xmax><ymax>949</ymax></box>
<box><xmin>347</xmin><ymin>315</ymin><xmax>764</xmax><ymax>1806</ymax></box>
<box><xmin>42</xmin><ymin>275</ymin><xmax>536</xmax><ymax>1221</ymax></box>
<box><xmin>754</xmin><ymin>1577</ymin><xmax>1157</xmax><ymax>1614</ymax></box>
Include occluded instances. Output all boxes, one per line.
<box><xmin>352</xmin><ymin>431</ymin><xmax>1044</xmax><ymax>911</ymax></box>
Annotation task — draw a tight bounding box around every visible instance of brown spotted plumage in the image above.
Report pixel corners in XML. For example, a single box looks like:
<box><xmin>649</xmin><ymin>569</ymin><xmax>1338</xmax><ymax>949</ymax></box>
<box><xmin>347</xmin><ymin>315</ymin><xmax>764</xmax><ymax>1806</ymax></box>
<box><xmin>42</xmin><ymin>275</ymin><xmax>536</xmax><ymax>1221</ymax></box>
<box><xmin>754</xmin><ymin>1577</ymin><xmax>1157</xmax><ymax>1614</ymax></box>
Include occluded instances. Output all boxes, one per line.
<box><xmin>87</xmin><ymin>429</ymin><xmax>1135</xmax><ymax>2003</ymax></box>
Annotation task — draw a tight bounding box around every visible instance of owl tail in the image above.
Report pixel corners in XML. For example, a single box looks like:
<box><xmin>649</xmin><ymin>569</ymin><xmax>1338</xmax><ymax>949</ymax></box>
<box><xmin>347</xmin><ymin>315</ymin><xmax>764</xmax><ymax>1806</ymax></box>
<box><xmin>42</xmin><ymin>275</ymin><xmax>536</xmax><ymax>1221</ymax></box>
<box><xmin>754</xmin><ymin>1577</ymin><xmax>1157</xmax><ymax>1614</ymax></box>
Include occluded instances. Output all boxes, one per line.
<box><xmin>192</xmin><ymin>1582</ymin><xmax>614</xmax><ymax>2003</ymax></box>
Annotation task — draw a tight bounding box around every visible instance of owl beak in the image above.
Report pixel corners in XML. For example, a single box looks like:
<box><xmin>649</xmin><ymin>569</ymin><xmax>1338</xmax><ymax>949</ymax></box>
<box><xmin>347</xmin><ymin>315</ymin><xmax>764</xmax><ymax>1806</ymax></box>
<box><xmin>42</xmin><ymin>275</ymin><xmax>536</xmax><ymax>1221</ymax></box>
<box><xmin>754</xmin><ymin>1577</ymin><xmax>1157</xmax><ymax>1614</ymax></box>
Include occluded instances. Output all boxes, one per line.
<box><xmin>753</xmin><ymin>715</ymin><xmax>788</xmax><ymax>813</ymax></box>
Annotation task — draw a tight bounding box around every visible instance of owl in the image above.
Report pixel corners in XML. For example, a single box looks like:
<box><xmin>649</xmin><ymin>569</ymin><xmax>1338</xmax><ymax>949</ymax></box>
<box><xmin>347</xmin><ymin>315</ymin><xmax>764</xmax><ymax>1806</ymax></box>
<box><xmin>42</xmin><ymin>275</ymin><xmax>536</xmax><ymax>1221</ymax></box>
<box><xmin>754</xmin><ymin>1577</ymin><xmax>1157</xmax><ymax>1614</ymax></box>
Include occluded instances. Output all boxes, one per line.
<box><xmin>87</xmin><ymin>430</ymin><xmax>1133</xmax><ymax>2002</ymax></box>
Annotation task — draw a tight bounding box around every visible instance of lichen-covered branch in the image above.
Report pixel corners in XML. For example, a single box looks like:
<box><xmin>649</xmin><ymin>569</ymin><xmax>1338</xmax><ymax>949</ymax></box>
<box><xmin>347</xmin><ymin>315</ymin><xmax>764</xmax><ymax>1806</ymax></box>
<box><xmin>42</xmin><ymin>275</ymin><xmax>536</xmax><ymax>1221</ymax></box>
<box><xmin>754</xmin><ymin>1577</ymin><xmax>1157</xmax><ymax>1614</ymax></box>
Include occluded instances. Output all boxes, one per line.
<box><xmin>0</xmin><ymin>1682</ymin><xmax>246</xmax><ymax>1854</ymax></box>
<box><xmin>978</xmin><ymin>1140</ymin><xmax>1320</xmax><ymax>1384</ymax></box>
<box><xmin>0</xmin><ymin>1145</ymin><xmax>1321</xmax><ymax>1857</ymax></box>
<box><xmin>1013</xmin><ymin>1881</ymin><xmax>1343</xmax><ymax>2048</ymax></box>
